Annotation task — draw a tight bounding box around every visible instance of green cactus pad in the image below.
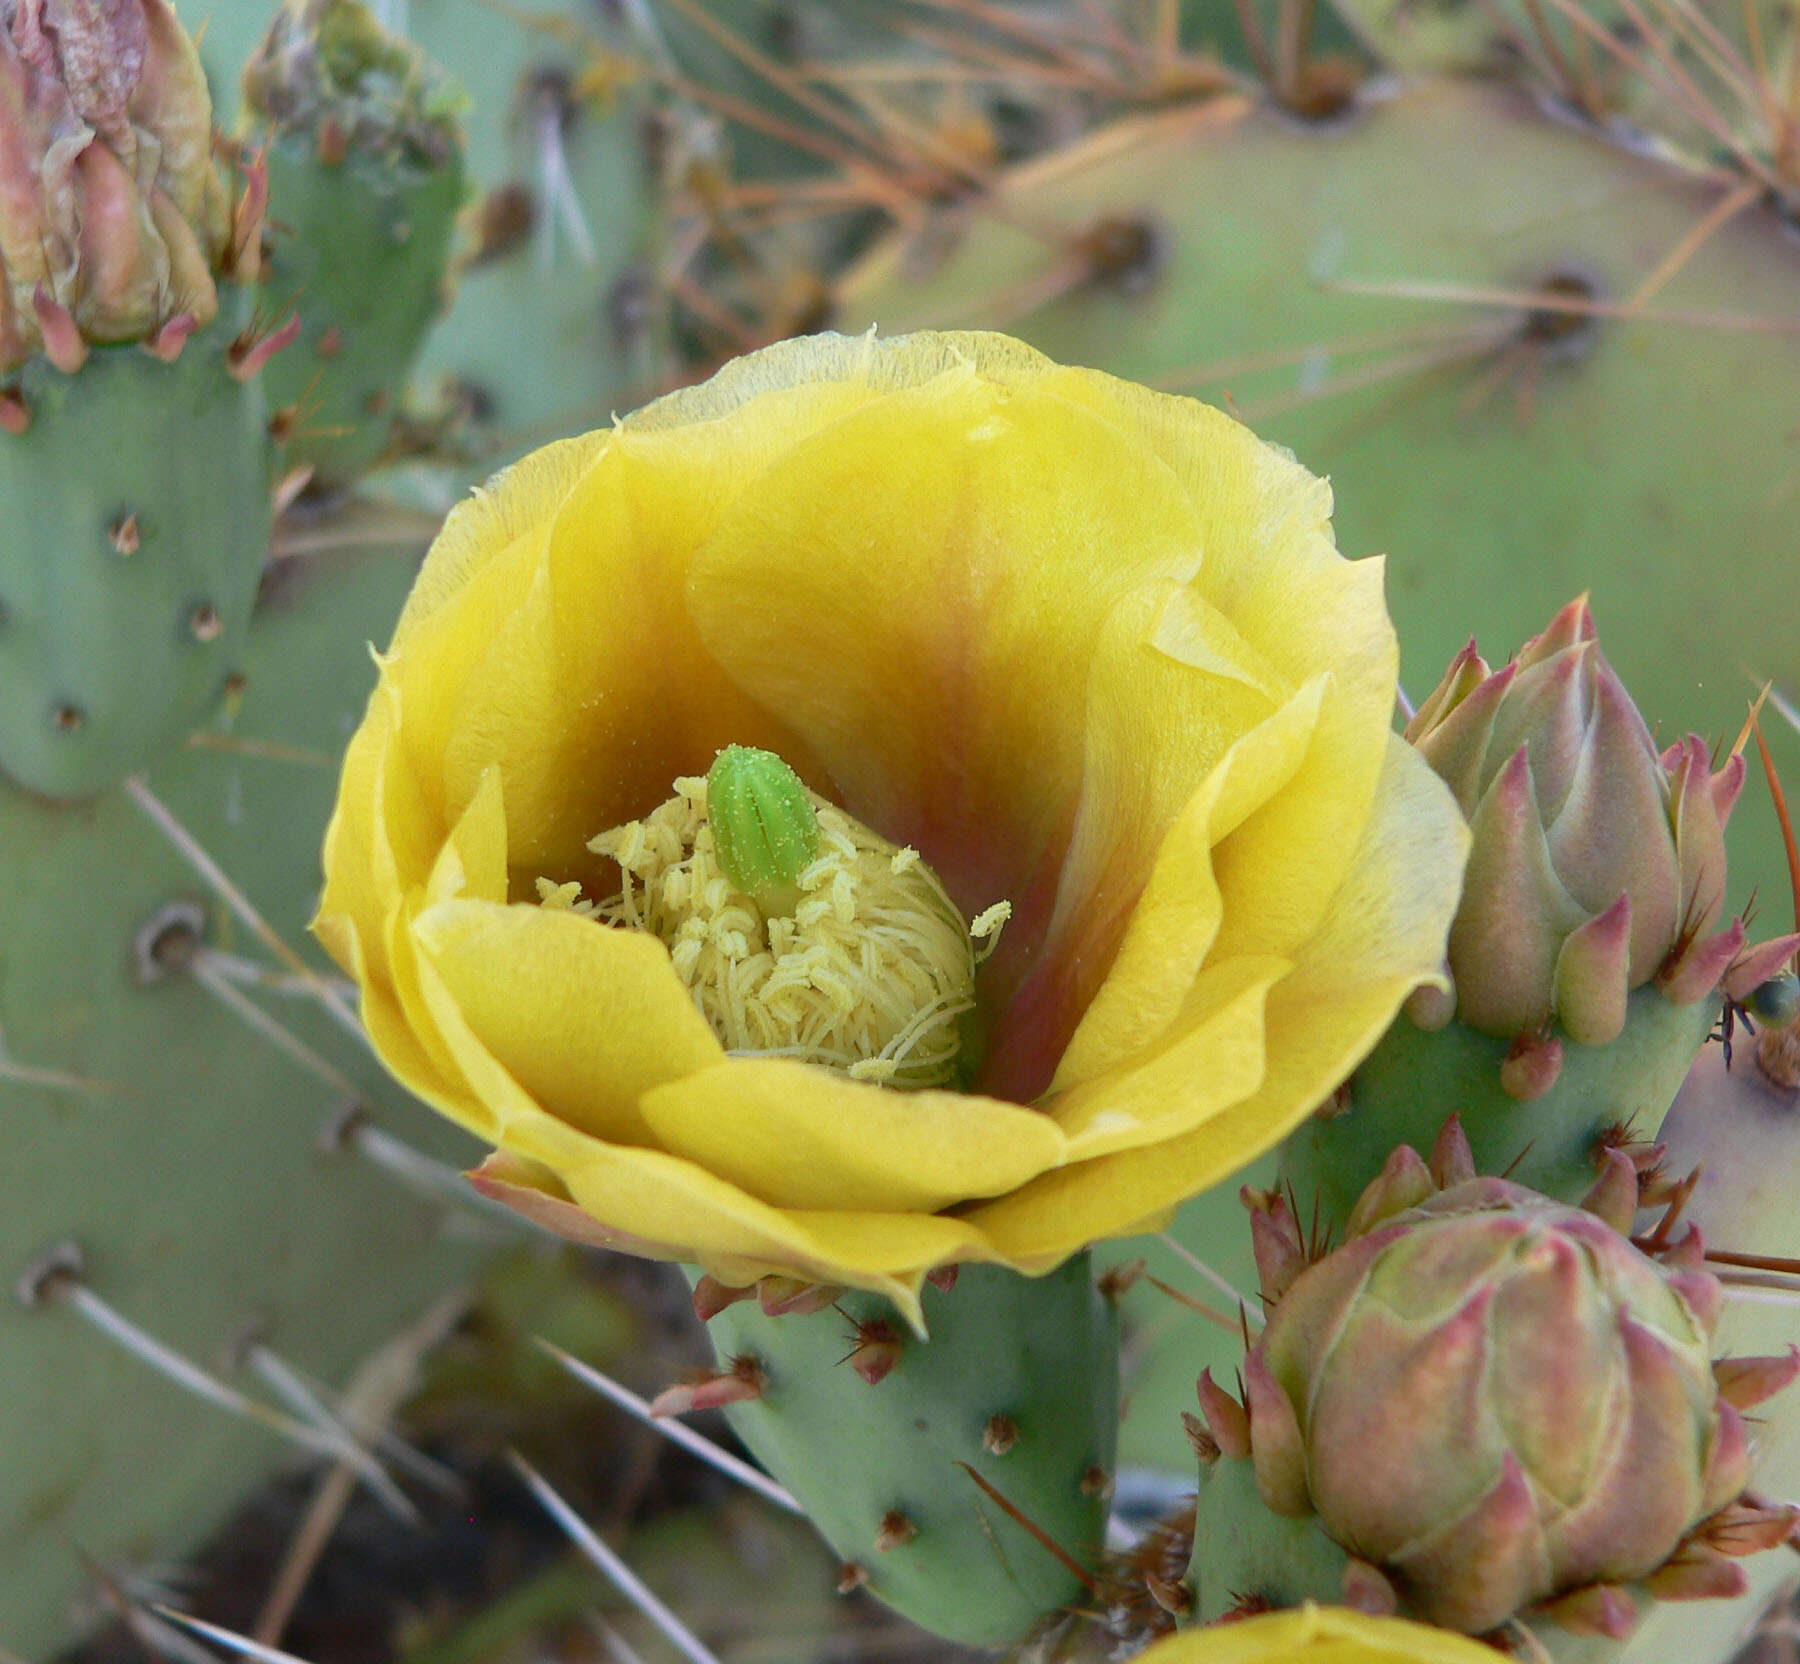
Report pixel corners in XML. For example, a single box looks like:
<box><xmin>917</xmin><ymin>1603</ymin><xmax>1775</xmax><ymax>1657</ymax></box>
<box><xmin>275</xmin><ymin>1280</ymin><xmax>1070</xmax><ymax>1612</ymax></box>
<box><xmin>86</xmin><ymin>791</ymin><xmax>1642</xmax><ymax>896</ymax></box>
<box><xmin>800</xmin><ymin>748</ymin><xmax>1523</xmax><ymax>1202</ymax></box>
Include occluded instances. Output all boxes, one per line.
<box><xmin>246</xmin><ymin>0</ymin><xmax>469</xmax><ymax>491</ymax></box>
<box><xmin>837</xmin><ymin>79</ymin><xmax>1800</xmax><ymax>925</ymax></box>
<box><xmin>0</xmin><ymin>309</ymin><xmax>272</xmax><ymax>798</ymax></box>
<box><xmin>700</xmin><ymin>1257</ymin><xmax>1118</xmax><ymax>1647</ymax></box>
<box><xmin>1189</xmin><ymin>1448</ymin><xmax>1352</xmax><ymax>1622</ymax></box>
<box><xmin>402</xmin><ymin>0</ymin><xmax>669</xmax><ymax>475</ymax></box>
<box><xmin>1281</xmin><ymin>984</ymin><xmax>1717</xmax><ymax>1233</ymax></box>
<box><xmin>0</xmin><ymin>545</ymin><xmax>492</xmax><ymax>1657</ymax></box>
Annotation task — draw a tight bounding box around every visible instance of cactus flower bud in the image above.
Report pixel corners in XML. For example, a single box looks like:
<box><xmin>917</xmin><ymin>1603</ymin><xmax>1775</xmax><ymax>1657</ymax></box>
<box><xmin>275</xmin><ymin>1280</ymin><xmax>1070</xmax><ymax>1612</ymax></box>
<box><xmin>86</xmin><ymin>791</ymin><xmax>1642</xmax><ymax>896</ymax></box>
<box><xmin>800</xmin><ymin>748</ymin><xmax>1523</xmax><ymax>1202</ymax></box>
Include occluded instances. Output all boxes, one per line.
<box><xmin>1209</xmin><ymin>1151</ymin><xmax>1797</xmax><ymax>1636</ymax></box>
<box><xmin>1405</xmin><ymin>597</ymin><xmax>1744</xmax><ymax>1045</ymax></box>
<box><xmin>0</xmin><ymin>0</ymin><xmax>240</xmax><ymax>370</ymax></box>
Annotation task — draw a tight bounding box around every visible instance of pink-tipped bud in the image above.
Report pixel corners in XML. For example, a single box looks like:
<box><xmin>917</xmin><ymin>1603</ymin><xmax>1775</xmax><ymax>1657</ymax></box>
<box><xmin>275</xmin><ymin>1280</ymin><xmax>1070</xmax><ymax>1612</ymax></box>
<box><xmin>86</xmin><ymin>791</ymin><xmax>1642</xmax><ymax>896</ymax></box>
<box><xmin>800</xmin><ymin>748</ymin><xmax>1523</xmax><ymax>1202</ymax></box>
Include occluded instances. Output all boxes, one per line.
<box><xmin>1724</xmin><ymin>933</ymin><xmax>1800</xmax><ymax>1003</ymax></box>
<box><xmin>1407</xmin><ymin>602</ymin><xmax>1741</xmax><ymax>1046</ymax></box>
<box><xmin>649</xmin><ymin>1355</ymin><xmax>766</xmax><ymax>1415</ymax></box>
<box><xmin>2</xmin><ymin>0</ymin><xmax>235</xmax><ymax>370</ymax></box>
<box><xmin>1540</xmin><ymin>1583</ymin><xmax>1635</xmax><ymax>1638</ymax></box>
<box><xmin>1500</xmin><ymin>1031</ymin><xmax>1564</xmax><ymax>1101</ymax></box>
<box><xmin>1696</xmin><ymin>1498</ymin><xmax>1800</xmax><ymax>1556</ymax></box>
<box><xmin>1646</xmin><ymin>1549</ymin><xmax>1746</xmax><ymax>1602</ymax></box>
<box><xmin>227</xmin><ymin>310</ymin><xmax>302</xmax><ymax>381</ymax></box>
<box><xmin>1244</xmin><ymin>1186</ymin><xmax>1307</xmax><ymax>1304</ymax></box>
<box><xmin>1196</xmin><ymin>1369</ymin><xmax>1251</xmax><ymax>1461</ymax></box>
<box><xmin>1344</xmin><ymin>1143</ymin><xmax>1435</xmax><ymax>1237</ymax></box>
<box><xmin>1340</xmin><ymin>1559</ymin><xmax>1399</xmax><ymax>1617</ymax></box>
<box><xmin>1428</xmin><ymin>1115</ymin><xmax>1477</xmax><ymax>1189</ymax></box>
<box><xmin>841</xmin><ymin>1319</ymin><xmax>903</xmax><ymax>1385</ymax></box>
<box><xmin>1242</xmin><ymin>1172</ymin><xmax>1767</xmax><ymax>1636</ymax></box>
<box><xmin>1580</xmin><ymin>1146</ymin><xmax>1641</xmax><ymax>1236</ymax></box>
<box><xmin>1659</xmin><ymin>918</ymin><xmax>1747</xmax><ymax>1005</ymax></box>
<box><xmin>1713</xmin><ymin>1349</ymin><xmax>1800</xmax><ymax>1411</ymax></box>
<box><xmin>692</xmin><ymin>1275</ymin><xmax>755</xmax><ymax>1321</ymax></box>
<box><xmin>757</xmin><ymin>1276</ymin><xmax>838</xmax><ymax>1317</ymax></box>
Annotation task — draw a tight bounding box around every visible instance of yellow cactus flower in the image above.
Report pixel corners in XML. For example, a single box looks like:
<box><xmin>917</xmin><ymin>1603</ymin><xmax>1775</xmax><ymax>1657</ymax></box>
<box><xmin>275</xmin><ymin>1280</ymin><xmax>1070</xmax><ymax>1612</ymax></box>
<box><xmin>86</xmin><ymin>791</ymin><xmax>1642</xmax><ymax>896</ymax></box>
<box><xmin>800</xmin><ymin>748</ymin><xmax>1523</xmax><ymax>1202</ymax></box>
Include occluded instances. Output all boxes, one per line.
<box><xmin>1134</xmin><ymin>1606</ymin><xmax>1505</xmax><ymax>1663</ymax></box>
<box><xmin>316</xmin><ymin>330</ymin><xmax>1468</xmax><ymax>1321</ymax></box>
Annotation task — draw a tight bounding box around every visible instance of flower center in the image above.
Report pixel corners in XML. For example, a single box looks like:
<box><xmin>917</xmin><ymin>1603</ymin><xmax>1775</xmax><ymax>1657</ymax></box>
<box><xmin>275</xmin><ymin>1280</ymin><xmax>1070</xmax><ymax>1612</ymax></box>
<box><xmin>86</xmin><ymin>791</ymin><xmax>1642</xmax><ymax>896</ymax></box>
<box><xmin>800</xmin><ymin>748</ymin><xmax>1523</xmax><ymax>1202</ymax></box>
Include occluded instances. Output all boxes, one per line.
<box><xmin>540</xmin><ymin>750</ymin><xmax>1008</xmax><ymax>1089</ymax></box>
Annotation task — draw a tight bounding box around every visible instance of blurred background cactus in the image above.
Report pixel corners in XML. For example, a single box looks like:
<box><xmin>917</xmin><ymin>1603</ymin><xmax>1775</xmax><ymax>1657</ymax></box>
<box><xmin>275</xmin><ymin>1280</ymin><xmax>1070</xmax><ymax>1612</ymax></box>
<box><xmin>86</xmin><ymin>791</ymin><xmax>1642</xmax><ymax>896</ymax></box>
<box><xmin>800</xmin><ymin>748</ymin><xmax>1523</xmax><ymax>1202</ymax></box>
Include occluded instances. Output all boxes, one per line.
<box><xmin>7</xmin><ymin>0</ymin><xmax>1800</xmax><ymax>1658</ymax></box>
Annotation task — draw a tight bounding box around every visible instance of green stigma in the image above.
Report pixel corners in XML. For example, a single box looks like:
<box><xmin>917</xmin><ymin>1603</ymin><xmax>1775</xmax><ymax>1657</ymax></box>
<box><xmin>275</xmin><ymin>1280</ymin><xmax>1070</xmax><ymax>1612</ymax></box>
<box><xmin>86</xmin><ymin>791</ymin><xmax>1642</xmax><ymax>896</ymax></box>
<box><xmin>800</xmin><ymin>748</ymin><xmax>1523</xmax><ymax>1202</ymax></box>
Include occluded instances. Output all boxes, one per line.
<box><xmin>706</xmin><ymin>746</ymin><xmax>821</xmax><ymax>917</ymax></box>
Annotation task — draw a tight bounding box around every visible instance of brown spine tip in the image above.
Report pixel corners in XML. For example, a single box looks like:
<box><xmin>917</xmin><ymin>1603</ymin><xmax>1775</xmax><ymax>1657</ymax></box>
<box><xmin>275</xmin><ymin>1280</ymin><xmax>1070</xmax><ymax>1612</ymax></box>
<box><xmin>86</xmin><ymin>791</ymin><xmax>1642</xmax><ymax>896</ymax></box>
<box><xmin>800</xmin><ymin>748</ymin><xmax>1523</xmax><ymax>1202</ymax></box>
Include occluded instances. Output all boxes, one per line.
<box><xmin>1182</xmin><ymin>1410</ymin><xmax>1221</xmax><ymax>1464</ymax></box>
<box><xmin>109</xmin><ymin>513</ymin><xmax>140</xmax><ymax>555</ymax></box>
<box><xmin>835</xmin><ymin>1562</ymin><xmax>868</xmax><ymax>1594</ymax></box>
<box><xmin>1079</xmin><ymin>1464</ymin><xmax>1112</xmax><ymax>1499</ymax></box>
<box><xmin>1096</xmin><ymin>1257</ymin><xmax>1146</xmax><ymax>1301</ymax></box>
<box><xmin>228</xmin><ymin>311</ymin><xmax>301</xmax><ymax>381</ymax></box>
<box><xmin>315</xmin><ymin>324</ymin><xmax>343</xmax><ymax>359</ymax></box>
<box><xmin>982</xmin><ymin>1413</ymin><xmax>1019</xmax><ymax>1457</ymax></box>
<box><xmin>875</xmin><ymin>1510</ymin><xmax>916</xmax><ymax>1553</ymax></box>
<box><xmin>189</xmin><ymin>603</ymin><xmax>223</xmax><ymax>642</ymax></box>
<box><xmin>52</xmin><ymin>703</ymin><xmax>84</xmax><ymax>733</ymax></box>
<box><xmin>1144</xmin><ymin>1569</ymin><xmax>1194</xmax><ymax>1616</ymax></box>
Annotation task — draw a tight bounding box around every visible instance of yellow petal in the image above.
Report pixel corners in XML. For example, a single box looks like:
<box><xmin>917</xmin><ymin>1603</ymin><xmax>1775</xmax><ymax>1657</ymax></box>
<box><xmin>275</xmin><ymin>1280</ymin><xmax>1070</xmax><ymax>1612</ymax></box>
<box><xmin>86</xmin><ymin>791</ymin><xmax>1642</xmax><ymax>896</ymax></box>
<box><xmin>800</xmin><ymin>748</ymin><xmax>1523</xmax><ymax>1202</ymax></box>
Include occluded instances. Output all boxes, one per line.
<box><xmin>388</xmin><ymin>431</ymin><xmax>609</xmax><ymax>654</ymax></box>
<box><xmin>1046</xmin><ymin>674</ymin><xmax>1326</xmax><ymax>1094</ymax></box>
<box><xmin>1049</xmin><ymin>954</ymin><xmax>1288</xmax><ymax>1162</ymax></box>
<box><xmin>317</xmin><ymin>677</ymin><xmax>433</xmax><ymax>982</ymax></box>
<box><xmin>637</xmin><ymin>1059</ymin><xmax>1067</xmax><ymax>1212</ymax></box>
<box><xmin>425</xmin><ymin>764</ymin><xmax>509</xmax><ymax>906</ymax></box>
<box><xmin>685</xmin><ymin>369</ymin><xmax>1206</xmax><ymax>923</ymax></box>
<box><xmin>979</xmin><ymin>581</ymin><xmax>1289</xmax><ymax>1100</ymax></box>
<box><xmin>383</xmin><ymin>895</ymin><xmax>495</xmax><ymax>1139</ymax></box>
<box><xmin>1134</xmin><ymin>1605</ymin><xmax>1503</xmax><ymax>1663</ymax></box>
<box><xmin>1044</xmin><ymin>367</ymin><xmax>1400</xmax><ymax>946</ymax></box>
<box><xmin>965</xmin><ymin>735</ymin><xmax>1466</xmax><ymax>1263</ymax></box>
<box><xmin>499</xmin><ymin>1109</ymin><xmax>994</xmax><ymax>1327</ymax></box>
<box><xmin>412</xmin><ymin>896</ymin><xmax>726</xmax><ymax>1146</ymax></box>
<box><xmin>389</xmin><ymin>520</ymin><xmax>557</xmax><ymax>839</ymax></box>
<box><xmin>623</xmin><ymin>329</ymin><xmax>1060</xmax><ymax>428</ymax></box>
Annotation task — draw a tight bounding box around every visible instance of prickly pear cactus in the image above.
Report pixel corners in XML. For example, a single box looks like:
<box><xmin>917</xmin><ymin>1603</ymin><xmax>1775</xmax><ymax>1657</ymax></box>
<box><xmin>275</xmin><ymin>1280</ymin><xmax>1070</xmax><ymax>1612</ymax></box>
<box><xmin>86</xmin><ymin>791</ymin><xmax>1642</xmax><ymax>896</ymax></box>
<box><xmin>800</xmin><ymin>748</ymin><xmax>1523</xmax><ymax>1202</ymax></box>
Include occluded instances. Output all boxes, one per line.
<box><xmin>695</xmin><ymin>1258</ymin><xmax>1119</xmax><ymax>1647</ymax></box>
<box><xmin>0</xmin><ymin>0</ymin><xmax>283</xmax><ymax>798</ymax></box>
<box><xmin>242</xmin><ymin>0</ymin><xmax>468</xmax><ymax>493</ymax></box>
<box><xmin>0</xmin><ymin>545</ymin><xmax>494</xmax><ymax>1658</ymax></box>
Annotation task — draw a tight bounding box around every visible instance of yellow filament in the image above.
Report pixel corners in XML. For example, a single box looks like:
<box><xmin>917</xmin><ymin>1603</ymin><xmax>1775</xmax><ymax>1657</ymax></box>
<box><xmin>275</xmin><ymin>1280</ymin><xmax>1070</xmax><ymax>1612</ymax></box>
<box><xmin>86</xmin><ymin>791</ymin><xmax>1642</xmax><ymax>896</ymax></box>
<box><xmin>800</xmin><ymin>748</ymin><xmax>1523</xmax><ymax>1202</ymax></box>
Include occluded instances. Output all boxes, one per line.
<box><xmin>541</xmin><ymin>776</ymin><xmax>1008</xmax><ymax>1089</ymax></box>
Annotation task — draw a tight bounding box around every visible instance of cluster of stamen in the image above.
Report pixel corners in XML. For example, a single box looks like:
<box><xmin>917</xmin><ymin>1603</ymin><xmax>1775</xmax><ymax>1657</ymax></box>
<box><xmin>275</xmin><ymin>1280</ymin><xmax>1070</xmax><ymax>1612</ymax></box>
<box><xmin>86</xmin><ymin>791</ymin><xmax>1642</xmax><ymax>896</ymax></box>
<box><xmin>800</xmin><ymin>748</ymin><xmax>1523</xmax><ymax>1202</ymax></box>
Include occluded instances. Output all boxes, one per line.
<box><xmin>540</xmin><ymin>773</ymin><xmax>1007</xmax><ymax>1089</ymax></box>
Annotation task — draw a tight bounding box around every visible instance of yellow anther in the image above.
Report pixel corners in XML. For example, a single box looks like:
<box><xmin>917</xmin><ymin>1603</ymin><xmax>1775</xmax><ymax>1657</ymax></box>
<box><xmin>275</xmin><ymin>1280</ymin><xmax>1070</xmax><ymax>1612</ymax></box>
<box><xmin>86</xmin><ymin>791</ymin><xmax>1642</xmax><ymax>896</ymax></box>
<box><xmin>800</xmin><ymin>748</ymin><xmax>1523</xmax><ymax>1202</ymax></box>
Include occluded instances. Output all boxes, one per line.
<box><xmin>560</xmin><ymin>768</ymin><xmax>1008</xmax><ymax>1089</ymax></box>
